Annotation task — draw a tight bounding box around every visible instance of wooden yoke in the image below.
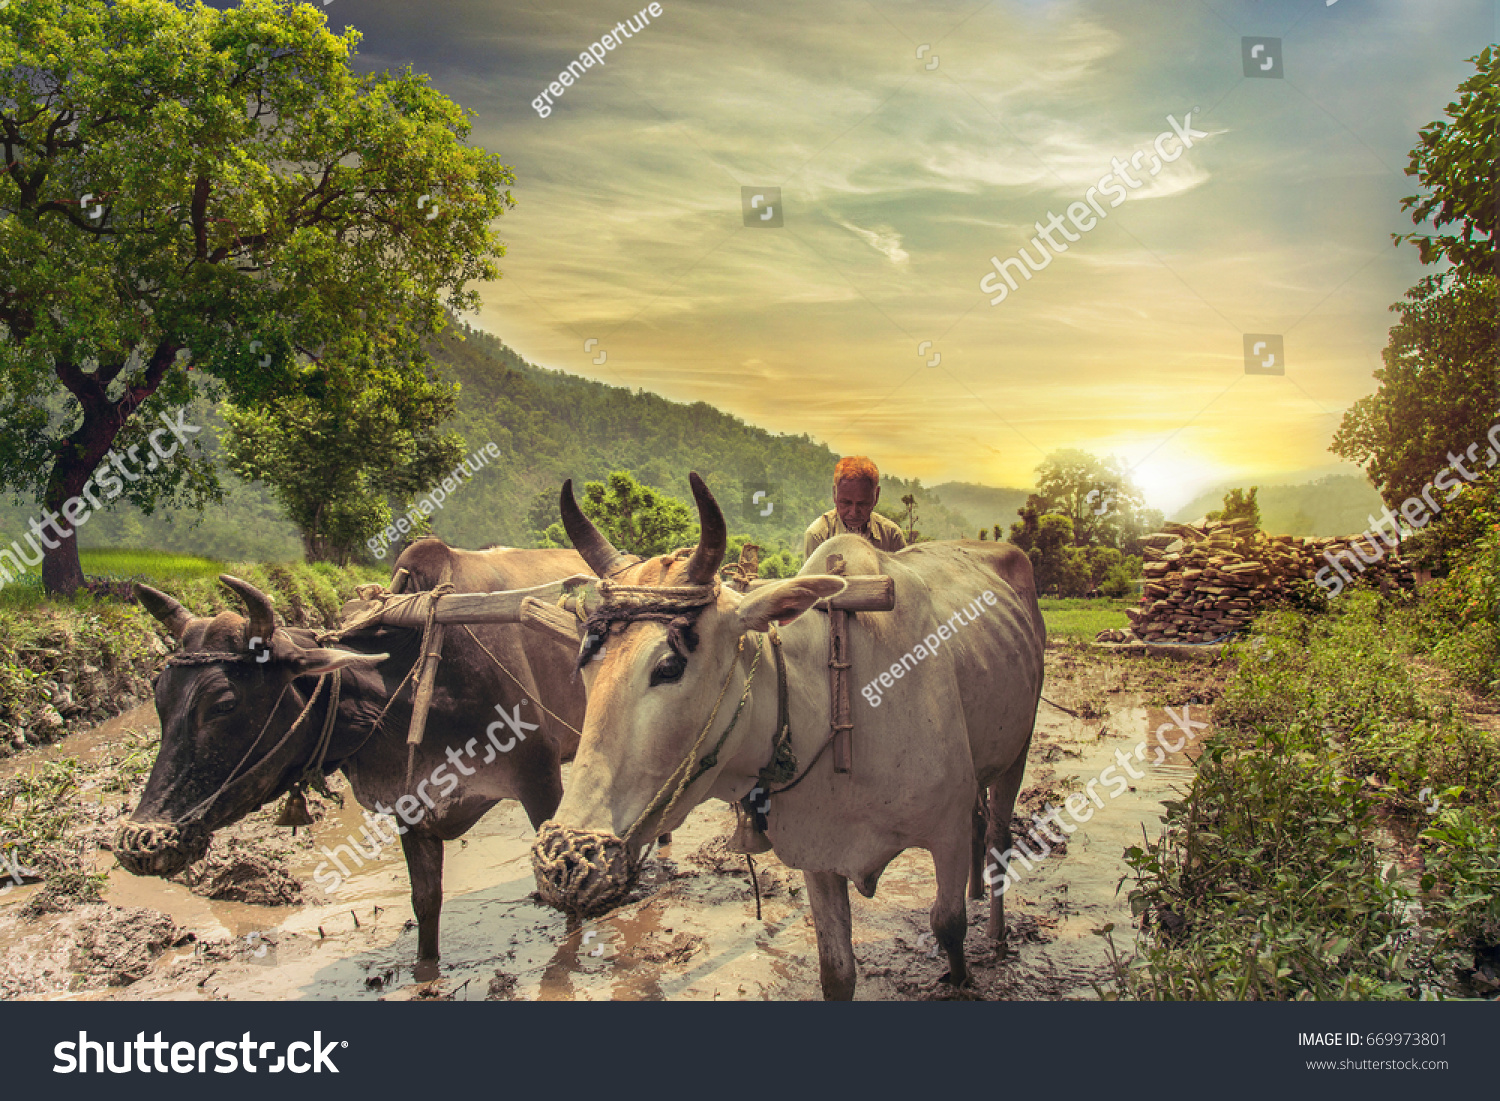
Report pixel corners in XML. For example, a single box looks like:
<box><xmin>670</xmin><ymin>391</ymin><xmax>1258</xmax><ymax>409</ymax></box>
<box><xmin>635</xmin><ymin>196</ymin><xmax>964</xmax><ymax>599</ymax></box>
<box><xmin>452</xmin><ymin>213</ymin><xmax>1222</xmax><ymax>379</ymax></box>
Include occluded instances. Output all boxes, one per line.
<box><xmin>404</xmin><ymin>563</ymin><xmax>453</xmax><ymax>754</ymax></box>
<box><xmin>829</xmin><ymin>606</ymin><xmax>854</xmax><ymax>773</ymax></box>
<box><xmin>745</xmin><ymin>565</ymin><xmax>895</xmax><ymax>776</ymax></box>
<box><xmin>360</xmin><ymin>568</ymin><xmax>893</xmax><ymax>779</ymax></box>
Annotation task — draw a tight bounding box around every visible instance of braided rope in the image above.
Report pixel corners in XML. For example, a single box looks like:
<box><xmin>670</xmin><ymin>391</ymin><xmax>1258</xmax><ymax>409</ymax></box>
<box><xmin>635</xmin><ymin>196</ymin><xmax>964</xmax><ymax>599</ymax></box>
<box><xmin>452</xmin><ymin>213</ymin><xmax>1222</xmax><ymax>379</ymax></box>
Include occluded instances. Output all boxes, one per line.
<box><xmin>577</xmin><ymin>581</ymin><xmax>720</xmax><ymax>666</ymax></box>
<box><xmin>531</xmin><ymin>821</ymin><xmax>637</xmax><ymax>916</ymax></box>
<box><xmin>175</xmin><ymin>674</ymin><xmax>325</xmax><ymax>825</ymax></box>
<box><xmin>620</xmin><ymin>634</ymin><xmax>755</xmax><ymax>847</ymax></box>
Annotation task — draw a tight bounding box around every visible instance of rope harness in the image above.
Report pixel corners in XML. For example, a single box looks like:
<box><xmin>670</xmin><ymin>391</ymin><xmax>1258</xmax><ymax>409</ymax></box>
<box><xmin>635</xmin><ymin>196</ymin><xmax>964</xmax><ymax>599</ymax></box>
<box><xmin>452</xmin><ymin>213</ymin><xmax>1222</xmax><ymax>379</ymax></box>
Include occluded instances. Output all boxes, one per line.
<box><xmin>155</xmin><ymin>578</ymin><xmax>592</xmax><ymax>829</ymax></box>
<box><xmin>162</xmin><ymin>648</ymin><xmax>345</xmax><ymax>827</ymax></box>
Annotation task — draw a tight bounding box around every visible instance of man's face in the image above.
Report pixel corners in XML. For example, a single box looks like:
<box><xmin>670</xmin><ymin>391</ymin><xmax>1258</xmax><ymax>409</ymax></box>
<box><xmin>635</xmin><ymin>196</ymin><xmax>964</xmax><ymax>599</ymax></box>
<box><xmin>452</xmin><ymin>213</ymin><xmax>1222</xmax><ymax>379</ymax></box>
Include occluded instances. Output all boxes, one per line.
<box><xmin>834</xmin><ymin>477</ymin><xmax>879</xmax><ymax>530</ymax></box>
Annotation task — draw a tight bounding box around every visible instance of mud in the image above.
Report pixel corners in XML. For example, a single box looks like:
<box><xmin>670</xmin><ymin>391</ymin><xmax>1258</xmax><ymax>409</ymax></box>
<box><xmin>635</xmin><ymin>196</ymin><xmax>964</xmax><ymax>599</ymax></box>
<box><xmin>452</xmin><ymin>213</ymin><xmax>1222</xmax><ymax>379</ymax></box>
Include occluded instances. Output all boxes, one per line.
<box><xmin>0</xmin><ymin>649</ymin><xmax>1210</xmax><ymax>1000</ymax></box>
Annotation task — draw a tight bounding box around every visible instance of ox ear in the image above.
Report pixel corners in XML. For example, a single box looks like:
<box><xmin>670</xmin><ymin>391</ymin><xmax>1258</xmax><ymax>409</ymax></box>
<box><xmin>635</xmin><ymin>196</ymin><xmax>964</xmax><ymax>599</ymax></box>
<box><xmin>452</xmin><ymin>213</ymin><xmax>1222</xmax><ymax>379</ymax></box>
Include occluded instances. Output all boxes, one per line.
<box><xmin>293</xmin><ymin>644</ymin><xmax>389</xmax><ymax>677</ymax></box>
<box><xmin>736</xmin><ymin>576</ymin><xmax>847</xmax><ymax>633</ymax></box>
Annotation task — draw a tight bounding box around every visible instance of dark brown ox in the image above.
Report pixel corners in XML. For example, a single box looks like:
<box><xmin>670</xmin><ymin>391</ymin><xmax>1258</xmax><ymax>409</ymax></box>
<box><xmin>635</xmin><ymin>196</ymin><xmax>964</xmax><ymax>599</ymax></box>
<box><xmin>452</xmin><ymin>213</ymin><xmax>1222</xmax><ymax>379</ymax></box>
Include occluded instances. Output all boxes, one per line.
<box><xmin>117</xmin><ymin>540</ymin><xmax>590</xmax><ymax>966</ymax></box>
<box><xmin>531</xmin><ymin>474</ymin><xmax>1045</xmax><ymax>999</ymax></box>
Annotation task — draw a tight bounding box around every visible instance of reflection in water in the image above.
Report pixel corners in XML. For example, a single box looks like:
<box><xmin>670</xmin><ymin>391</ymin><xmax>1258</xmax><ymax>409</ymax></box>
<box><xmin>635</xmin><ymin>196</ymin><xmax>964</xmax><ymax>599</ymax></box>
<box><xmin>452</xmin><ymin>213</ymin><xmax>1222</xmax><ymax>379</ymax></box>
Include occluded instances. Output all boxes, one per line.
<box><xmin>2</xmin><ymin>691</ymin><xmax>1198</xmax><ymax>1001</ymax></box>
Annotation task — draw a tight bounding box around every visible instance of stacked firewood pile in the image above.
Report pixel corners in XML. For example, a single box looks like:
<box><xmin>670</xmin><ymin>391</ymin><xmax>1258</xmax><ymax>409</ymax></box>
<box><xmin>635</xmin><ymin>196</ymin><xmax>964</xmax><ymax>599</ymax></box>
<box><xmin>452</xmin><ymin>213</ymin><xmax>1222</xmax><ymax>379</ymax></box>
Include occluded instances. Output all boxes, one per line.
<box><xmin>1123</xmin><ymin>518</ymin><xmax>1417</xmax><ymax>644</ymax></box>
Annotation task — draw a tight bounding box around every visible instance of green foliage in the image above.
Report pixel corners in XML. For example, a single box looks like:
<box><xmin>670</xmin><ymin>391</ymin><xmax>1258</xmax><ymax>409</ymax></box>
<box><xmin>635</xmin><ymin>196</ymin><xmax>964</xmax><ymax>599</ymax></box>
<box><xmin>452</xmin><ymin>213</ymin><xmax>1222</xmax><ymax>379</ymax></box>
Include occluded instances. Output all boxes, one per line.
<box><xmin>1108</xmin><ymin>722</ymin><xmax>1439</xmax><ymax>1000</ymax></box>
<box><xmin>757</xmin><ymin>549</ymin><xmax>800</xmax><ymax>579</ymax></box>
<box><xmin>0</xmin><ymin>757</ymin><xmax>84</xmax><ymax>852</ymax></box>
<box><xmin>1421</xmin><ymin>807</ymin><xmax>1500</xmax><ymax>956</ymax></box>
<box><xmin>221</xmin><ymin>358</ymin><xmax>466</xmax><ymax>563</ymax></box>
<box><xmin>1032</xmin><ymin>449</ymin><xmax>1160</xmax><ymax>551</ymax></box>
<box><xmin>1206</xmin><ymin>487</ymin><xmax>1261</xmax><ymax>529</ymax></box>
<box><xmin>1109</xmin><ymin>593</ymin><xmax>1500</xmax><ymax>1000</ymax></box>
<box><xmin>541</xmin><ymin>470</ymin><xmax>696</xmax><ymax>557</ymax></box>
<box><xmin>1330</xmin><ymin>276</ymin><xmax>1498</xmax><ymax>514</ymax></box>
<box><xmin>1011</xmin><ymin>508</ymin><xmax>1073</xmax><ymax>595</ymax></box>
<box><xmin>1099</xmin><ymin>561</ymin><xmax>1136</xmax><ymax>599</ymax></box>
<box><xmin>1219</xmin><ymin>598</ymin><xmax>1432</xmax><ymax>735</ymax></box>
<box><xmin>1035</xmin><ymin>597</ymin><xmax>1131</xmax><ymax>639</ymax></box>
<box><xmin>0</xmin><ymin>0</ymin><xmax>516</xmax><ymax>589</ymax></box>
<box><xmin>0</xmin><ymin>549</ymin><xmax>226</xmax><ymax>605</ymax></box>
<box><xmin>1393</xmin><ymin>47</ymin><xmax>1498</xmax><ymax>277</ymax></box>
<box><xmin>1411</xmin><ymin>489</ymin><xmax>1500</xmax><ymax>694</ymax></box>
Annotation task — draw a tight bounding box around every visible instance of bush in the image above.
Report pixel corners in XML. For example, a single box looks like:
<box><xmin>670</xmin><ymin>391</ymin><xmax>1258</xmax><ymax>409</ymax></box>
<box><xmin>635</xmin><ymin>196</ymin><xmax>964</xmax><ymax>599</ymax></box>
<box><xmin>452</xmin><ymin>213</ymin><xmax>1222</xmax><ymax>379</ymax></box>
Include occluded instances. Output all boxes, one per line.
<box><xmin>1109</xmin><ymin>590</ymin><xmax>1500</xmax><ymax>1000</ymax></box>
<box><xmin>1099</xmin><ymin>563</ymin><xmax>1135</xmax><ymax>598</ymax></box>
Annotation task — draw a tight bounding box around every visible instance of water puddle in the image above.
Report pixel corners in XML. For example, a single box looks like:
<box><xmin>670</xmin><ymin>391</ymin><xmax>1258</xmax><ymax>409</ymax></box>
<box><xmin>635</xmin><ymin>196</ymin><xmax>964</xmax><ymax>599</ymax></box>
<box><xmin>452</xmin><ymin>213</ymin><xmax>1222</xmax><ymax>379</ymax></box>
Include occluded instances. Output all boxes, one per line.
<box><xmin>1</xmin><ymin>689</ymin><xmax>1203</xmax><ymax>1000</ymax></box>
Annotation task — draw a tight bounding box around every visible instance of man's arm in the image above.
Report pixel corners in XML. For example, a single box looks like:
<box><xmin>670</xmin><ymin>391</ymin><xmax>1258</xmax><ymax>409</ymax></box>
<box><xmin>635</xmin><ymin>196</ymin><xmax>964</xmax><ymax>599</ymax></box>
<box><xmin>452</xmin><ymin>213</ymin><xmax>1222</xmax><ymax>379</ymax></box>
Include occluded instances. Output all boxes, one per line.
<box><xmin>803</xmin><ymin>523</ymin><xmax>824</xmax><ymax>562</ymax></box>
<box><xmin>876</xmin><ymin>513</ymin><xmax>907</xmax><ymax>551</ymax></box>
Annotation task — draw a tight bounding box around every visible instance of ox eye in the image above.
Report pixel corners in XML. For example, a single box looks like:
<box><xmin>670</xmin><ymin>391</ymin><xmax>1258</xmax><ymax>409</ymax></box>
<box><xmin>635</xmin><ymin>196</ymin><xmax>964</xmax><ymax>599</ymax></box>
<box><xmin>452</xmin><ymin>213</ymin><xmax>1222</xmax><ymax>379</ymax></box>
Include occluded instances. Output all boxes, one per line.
<box><xmin>649</xmin><ymin>653</ymin><xmax>686</xmax><ymax>686</ymax></box>
<box><xmin>211</xmin><ymin>696</ymin><xmax>237</xmax><ymax>715</ymax></box>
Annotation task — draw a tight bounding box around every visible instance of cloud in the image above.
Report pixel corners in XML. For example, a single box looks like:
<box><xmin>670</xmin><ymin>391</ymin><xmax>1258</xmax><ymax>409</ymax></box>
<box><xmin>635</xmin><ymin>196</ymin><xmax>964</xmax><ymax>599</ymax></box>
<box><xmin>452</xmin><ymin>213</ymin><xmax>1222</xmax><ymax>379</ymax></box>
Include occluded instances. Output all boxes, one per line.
<box><xmin>835</xmin><ymin>221</ymin><xmax>909</xmax><ymax>266</ymax></box>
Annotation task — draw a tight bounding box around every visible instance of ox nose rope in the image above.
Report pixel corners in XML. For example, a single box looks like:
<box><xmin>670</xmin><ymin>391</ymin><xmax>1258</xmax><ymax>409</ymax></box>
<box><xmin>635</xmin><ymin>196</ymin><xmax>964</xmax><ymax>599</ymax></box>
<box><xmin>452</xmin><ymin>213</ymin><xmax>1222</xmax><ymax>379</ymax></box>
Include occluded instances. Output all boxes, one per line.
<box><xmin>620</xmin><ymin>631</ymin><xmax>755</xmax><ymax>847</ymax></box>
<box><xmin>162</xmin><ymin>658</ymin><xmax>339</xmax><ymax>828</ymax></box>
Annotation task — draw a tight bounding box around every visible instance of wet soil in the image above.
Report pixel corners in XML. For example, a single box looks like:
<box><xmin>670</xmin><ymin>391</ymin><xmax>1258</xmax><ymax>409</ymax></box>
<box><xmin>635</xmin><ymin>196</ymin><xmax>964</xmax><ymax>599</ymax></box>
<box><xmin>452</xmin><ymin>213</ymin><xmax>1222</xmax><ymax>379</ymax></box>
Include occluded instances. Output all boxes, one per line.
<box><xmin>0</xmin><ymin>648</ymin><xmax>1211</xmax><ymax>1001</ymax></box>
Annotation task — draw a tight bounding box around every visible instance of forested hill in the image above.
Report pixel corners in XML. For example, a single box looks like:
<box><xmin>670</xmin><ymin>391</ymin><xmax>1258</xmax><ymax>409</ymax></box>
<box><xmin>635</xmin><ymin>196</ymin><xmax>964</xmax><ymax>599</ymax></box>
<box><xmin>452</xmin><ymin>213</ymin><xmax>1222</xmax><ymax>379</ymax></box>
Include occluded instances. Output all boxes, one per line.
<box><xmin>6</xmin><ymin>324</ymin><xmax>1000</xmax><ymax>563</ymax></box>
<box><xmin>1171</xmin><ymin>475</ymin><xmax>1387</xmax><ymax>536</ymax></box>
<box><xmin>1</xmin><ymin>322</ymin><xmax>1387</xmax><ymax>565</ymax></box>
<box><xmin>431</xmin><ymin>321</ymin><xmax>983</xmax><ymax>550</ymax></box>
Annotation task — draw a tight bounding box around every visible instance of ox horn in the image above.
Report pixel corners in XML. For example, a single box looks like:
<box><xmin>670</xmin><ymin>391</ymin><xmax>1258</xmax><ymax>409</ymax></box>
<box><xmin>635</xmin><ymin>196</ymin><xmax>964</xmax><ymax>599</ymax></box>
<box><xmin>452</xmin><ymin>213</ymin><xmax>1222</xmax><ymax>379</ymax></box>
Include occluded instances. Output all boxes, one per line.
<box><xmin>683</xmin><ymin>472</ymin><xmax>727</xmax><ymax>586</ymax></box>
<box><xmin>560</xmin><ymin>479</ymin><xmax>640</xmax><ymax>578</ymax></box>
<box><xmin>134</xmin><ymin>583</ymin><xmax>193</xmax><ymax>639</ymax></box>
<box><xmin>220</xmin><ymin>574</ymin><xmax>276</xmax><ymax>647</ymax></box>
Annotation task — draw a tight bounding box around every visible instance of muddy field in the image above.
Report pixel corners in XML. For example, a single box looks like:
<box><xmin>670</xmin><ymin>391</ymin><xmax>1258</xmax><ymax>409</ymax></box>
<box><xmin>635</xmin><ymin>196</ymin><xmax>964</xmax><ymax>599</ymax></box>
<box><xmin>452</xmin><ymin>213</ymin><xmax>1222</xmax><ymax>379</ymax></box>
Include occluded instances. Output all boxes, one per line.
<box><xmin>0</xmin><ymin>648</ymin><xmax>1219</xmax><ymax>1001</ymax></box>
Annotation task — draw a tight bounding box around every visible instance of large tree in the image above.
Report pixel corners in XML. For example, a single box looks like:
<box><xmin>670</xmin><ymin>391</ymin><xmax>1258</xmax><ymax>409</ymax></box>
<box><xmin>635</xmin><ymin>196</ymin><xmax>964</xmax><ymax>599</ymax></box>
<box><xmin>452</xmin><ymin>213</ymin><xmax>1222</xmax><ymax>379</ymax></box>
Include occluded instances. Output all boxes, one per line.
<box><xmin>1392</xmin><ymin>46</ymin><xmax>1497</xmax><ymax>280</ymax></box>
<box><xmin>220</xmin><ymin>352</ymin><xmax>465</xmax><ymax>563</ymax></box>
<box><xmin>1029</xmin><ymin>448</ymin><xmax>1159</xmax><ymax>551</ymax></box>
<box><xmin>541</xmin><ymin>470</ymin><xmax>696</xmax><ymax>557</ymax></box>
<box><xmin>1330</xmin><ymin>276</ymin><xmax>1497</xmax><ymax>507</ymax></box>
<box><xmin>0</xmin><ymin>0</ymin><xmax>514</xmax><ymax>592</ymax></box>
<box><xmin>1332</xmin><ymin>49</ymin><xmax>1499</xmax><ymax>513</ymax></box>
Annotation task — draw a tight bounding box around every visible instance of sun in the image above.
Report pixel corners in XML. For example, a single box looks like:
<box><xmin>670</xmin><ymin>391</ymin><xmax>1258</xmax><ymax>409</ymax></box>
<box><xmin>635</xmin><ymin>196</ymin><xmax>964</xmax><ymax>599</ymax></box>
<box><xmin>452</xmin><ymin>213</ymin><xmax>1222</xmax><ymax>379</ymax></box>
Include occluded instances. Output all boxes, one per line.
<box><xmin>1126</xmin><ymin>453</ymin><xmax>1229</xmax><ymax>517</ymax></box>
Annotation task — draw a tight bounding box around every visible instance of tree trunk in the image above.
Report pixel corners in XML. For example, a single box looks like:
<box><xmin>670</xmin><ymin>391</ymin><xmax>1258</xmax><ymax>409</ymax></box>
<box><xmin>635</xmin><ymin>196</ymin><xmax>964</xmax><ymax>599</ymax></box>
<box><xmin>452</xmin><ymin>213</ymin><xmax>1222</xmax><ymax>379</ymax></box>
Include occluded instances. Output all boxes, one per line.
<box><xmin>40</xmin><ymin>346</ymin><xmax>179</xmax><ymax>597</ymax></box>
<box><xmin>40</xmin><ymin>520</ymin><xmax>86</xmax><ymax>597</ymax></box>
<box><xmin>39</xmin><ymin>441</ymin><xmax>102</xmax><ymax>598</ymax></box>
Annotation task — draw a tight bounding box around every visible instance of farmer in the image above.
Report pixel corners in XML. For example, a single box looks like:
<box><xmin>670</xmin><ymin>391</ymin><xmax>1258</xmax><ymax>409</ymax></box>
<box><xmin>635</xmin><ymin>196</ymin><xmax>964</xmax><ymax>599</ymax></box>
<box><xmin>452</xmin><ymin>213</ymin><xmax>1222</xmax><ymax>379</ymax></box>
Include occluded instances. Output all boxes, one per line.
<box><xmin>803</xmin><ymin>456</ymin><xmax>907</xmax><ymax>560</ymax></box>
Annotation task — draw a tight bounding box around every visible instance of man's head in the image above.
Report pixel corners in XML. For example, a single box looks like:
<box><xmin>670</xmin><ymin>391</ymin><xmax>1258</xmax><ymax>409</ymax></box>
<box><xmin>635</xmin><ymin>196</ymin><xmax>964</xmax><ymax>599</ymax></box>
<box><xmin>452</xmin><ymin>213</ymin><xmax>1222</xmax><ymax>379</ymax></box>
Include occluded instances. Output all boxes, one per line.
<box><xmin>833</xmin><ymin>456</ymin><xmax>880</xmax><ymax>531</ymax></box>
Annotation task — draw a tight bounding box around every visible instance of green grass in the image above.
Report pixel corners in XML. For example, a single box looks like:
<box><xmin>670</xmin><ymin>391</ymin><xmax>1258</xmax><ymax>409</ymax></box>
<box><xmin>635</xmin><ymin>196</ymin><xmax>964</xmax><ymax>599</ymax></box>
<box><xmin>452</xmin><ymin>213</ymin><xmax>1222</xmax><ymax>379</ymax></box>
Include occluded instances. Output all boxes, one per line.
<box><xmin>0</xmin><ymin>548</ymin><xmax>230</xmax><ymax>609</ymax></box>
<box><xmin>1038</xmin><ymin>596</ymin><xmax>1132</xmax><ymax>640</ymax></box>
<box><xmin>45</xmin><ymin>548</ymin><xmax>223</xmax><ymax>581</ymax></box>
<box><xmin>1104</xmin><ymin>591</ymin><xmax>1500</xmax><ymax>1001</ymax></box>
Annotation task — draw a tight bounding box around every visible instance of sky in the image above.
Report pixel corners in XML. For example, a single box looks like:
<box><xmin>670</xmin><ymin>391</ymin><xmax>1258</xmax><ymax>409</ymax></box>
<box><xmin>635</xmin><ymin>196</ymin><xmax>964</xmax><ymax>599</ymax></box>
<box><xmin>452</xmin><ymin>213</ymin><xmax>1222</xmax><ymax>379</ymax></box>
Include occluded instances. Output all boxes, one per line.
<box><xmin>246</xmin><ymin>0</ymin><xmax>1494</xmax><ymax>513</ymax></box>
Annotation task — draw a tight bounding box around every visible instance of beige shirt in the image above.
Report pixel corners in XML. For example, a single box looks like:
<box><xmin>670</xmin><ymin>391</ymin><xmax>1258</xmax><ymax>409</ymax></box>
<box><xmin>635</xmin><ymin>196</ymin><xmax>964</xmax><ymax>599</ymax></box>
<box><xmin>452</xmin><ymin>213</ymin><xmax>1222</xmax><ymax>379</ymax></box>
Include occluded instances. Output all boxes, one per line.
<box><xmin>803</xmin><ymin>509</ymin><xmax>907</xmax><ymax>560</ymax></box>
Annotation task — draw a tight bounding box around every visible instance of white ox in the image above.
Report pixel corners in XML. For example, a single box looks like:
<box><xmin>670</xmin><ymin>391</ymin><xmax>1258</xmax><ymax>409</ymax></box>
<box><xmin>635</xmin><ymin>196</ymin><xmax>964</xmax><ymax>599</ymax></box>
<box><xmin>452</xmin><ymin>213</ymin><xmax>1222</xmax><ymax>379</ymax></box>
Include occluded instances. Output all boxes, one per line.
<box><xmin>531</xmin><ymin>473</ymin><xmax>1045</xmax><ymax>999</ymax></box>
